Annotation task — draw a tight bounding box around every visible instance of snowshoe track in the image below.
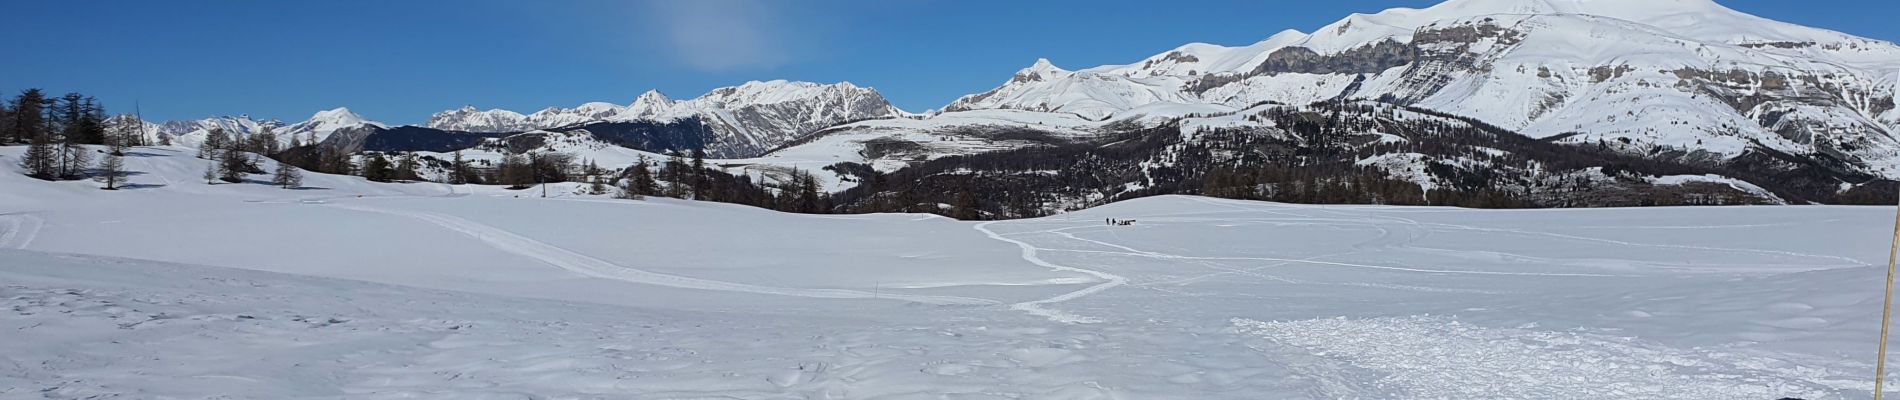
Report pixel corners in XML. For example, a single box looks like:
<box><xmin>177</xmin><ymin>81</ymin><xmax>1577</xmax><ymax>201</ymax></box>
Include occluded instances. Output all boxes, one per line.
<box><xmin>976</xmin><ymin>221</ymin><xmax>1127</xmax><ymax>324</ymax></box>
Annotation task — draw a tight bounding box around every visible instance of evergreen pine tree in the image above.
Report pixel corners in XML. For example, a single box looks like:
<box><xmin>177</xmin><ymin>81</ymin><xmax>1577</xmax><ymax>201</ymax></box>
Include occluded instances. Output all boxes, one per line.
<box><xmin>59</xmin><ymin>141</ymin><xmax>90</xmax><ymax>180</ymax></box>
<box><xmin>690</xmin><ymin>148</ymin><xmax>707</xmax><ymax>199</ymax></box>
<box><xmin>52</xmin><ymin>94</ymin><xmax>82</xmax><ymax>142</ymax></box>
<box><xmin>362</xmin><ymin>153</ymin><xmax>394</xmax><ymax>182</ymax></box>
<box><xmin>217</xmin><ymin>146</ymin><xmax>249</xmax><ymax>183</ymax></box>
<box><xmin>663</xmin><ymin>152</ymin><xmax>688</xmax><ymax>198</ymax></box>
<box><xmin>200</xmin><ymin>128</ymin><xmax>230</xmax><ymax>159</ymax></box>
<box><xmin>78</xmin><ymin>96</ymin><xmax>106</xmax><ymax>145</ymax></box>
<box><xmin>448</xmin><ymin>151</ymin><xmax>469</xmax><ymax>185</ymax></box>
<box><xmin>588</xmin><ymin>174</ymin><xmax>609</xmax><ymax>195</ymax></box>
<box><xmin>628</xmin><ymin>156</ymin><xmax>658</xmax><ymax>197</ymax></box>
<box><xmin>96</xmin><ymin>151</ymin><xmax>125</xmax><ymax>190</ymax></box>
<box><xmin>952</xmin><ymin>187</ymin><xmax>979</xmax><ymax>220</ymax></box>
<box><xmin>7</xmin><ymin>89</ymin><xmax>47</xmax><ymax>145</ymax></box>
<box><xmin>0</xmin><ymin>100</ymin><xmax>11</xmax><ymax>144</ymax></box>
<box><xmin>792</xmin><ymin>169</ymin><xmax>821</xmax><ymax>213</ymax></box>
<box><xmin>251</xmin><ymin>126</ymin><xmax>279</xmax><ymax>155</ymax></box>
<box><xmin>272</xmin><ymin>161</ymin><xmax>303</xmax><ymax>189</ymax></box>
<box><xmin>20</xmin><ymin>133</ymin><xmax>57</xmax><ymax>180</ymax></box>
<box><xmin>202</xmin><ymin>159</ymin><xmax>219</xmax><ymax>184</ymax></box>
<box><xmin>104</xmin><ymin>115</ymin><xmax>142</xmax><ymax>150</ymax></box>
<box><xmin>394</xmin><ymin>153</ymin><xmax>419</xmax><ymax>182</ymax></box>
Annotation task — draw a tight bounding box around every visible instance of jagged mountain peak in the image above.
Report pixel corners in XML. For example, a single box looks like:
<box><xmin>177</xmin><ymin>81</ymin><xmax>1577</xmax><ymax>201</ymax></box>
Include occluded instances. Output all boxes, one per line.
<box><xmin>623</xmin><ymin>90</ymin><xmax>676</xmax><ymax>120</ymax></box>
<box><xmin>1015</xmin><ymin>58</ymin><xmax>1068</xmax><ymax>82</ymax></box>
<box><xmin>632</xmin><ymin>90</ymin><xmax>671</xmax><ymax>105</ymax></box>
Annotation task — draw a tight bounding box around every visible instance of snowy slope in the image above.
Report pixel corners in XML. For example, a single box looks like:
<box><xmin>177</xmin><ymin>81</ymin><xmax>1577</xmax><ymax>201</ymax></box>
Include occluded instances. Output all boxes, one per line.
<box><xmin>946</xmin><ymin>59</ymin><xmax>1208</xmax><ymax>121</ymax></box>
<box><xmin>1</xmin><ymin>146</ymin><xmax>1893</xmax><ymax>397</ymax></box>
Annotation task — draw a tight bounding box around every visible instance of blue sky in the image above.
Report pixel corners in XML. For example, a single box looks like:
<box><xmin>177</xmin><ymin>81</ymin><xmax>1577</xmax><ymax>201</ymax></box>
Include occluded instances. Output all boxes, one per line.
<box><xmin>2</xmin><ymin>0</ymin><xmax>1895</xmax><ymax>124</ymax></box>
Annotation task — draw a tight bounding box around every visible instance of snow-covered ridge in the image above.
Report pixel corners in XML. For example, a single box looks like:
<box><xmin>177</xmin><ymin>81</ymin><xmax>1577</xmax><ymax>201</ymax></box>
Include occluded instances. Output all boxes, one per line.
<box><xmin>147</xmin><ymin>108</ymin><xmax>383</xmax><ymax>149</ymax></box>
<box><xmin>942</xmin><ymin>0</ymin><xmax>1900</xmax><ymax>178</ymax></box>
<box><xmin>422</xmin><ymin>81</ymin><xmax>899</xmax><ymax>133</ymax></box>
<box><xmin>422</xmin><ymin>80</ymin><xmax>903</xmax><ymax>157</ymax></box>
<box><xmin>425</xmin><ymin>106</ymin><xmax>528</xmax><ymax>133</ymax></box>
<box><xmin>147</xmin><ymin>81</ymin><xmax>900</xmax><ymax>158</ymax></box>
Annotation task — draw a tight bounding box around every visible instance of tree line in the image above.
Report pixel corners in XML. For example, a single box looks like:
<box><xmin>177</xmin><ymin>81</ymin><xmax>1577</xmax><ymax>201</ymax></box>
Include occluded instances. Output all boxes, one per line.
<box><xmin>6</xmin><ymin>89</ymin><xmax>149</xmax><ymax>189</ymax></box>
<box><xmin>274</xmin><ymin>134</ymin><xmax>834</xmax><ymax>213</ymax></box>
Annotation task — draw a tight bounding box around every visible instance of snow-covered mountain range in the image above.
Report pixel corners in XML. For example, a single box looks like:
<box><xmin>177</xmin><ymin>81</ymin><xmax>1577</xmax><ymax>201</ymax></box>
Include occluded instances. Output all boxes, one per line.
<box><xmin>424</xmin><ymin>80</ymin><xmax>903</xmax><ymax>157</ymax></box>
<box><xmin>945</xmin><ymin>0</ymin><xmax>1900</xmax><ymax>178</ymax></box>
<box><xmin>134</xmin><ymin>0</ymin><xmax>1900</xmax><ymax>205</ymax></box>
<box><xmin>143</xmin><ymin>108</ymin><xmax>383</xmax><ymax>149</ymax></box>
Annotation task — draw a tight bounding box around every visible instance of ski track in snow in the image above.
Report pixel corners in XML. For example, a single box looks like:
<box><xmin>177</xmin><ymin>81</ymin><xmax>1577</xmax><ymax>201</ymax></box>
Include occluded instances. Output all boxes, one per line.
<box><xmin>976</xmin><ymin>199</ymin><xmax>1623</xmax><ymax>323</ymax></box>
<box><xmin>1038</xmin><ymin>247</ymin><xmax>1632</xmax><ymax>277</ymax></box>
<box><xmin>0</xmin><ymin>213</ymin><xmax>44</xmax><ymax>250</ymax></box>
<box><xmin>329</xmin><ymin>203</ymin><xmax>1000</xmax><ymax>306</ymax></box>
<box><xmin>975</xmin><ymin>221</ymin><xmax>1127</xmax><ymax>324</ymax></box>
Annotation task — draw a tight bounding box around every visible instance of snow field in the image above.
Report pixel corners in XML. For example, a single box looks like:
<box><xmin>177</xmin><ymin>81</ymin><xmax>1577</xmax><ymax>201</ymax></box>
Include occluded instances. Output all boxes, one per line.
<box><xmin>2</xmin><ymin>146</ymin><xmax>1896</xmax><ymax>398</ymax></box>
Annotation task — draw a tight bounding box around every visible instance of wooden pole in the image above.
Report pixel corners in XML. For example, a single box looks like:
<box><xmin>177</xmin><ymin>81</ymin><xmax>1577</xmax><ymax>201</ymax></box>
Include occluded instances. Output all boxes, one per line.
<box><xmin>1877</xmin><ymin>185</ymin><xmax>1900</xmax><ymax>400</ymax></box>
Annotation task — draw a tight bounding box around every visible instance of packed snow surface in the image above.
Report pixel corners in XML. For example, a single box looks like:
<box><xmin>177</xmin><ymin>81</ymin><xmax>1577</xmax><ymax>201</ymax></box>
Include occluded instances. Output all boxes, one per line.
<box><xmin>1</xmin><ymin>146</ymin><xmax>1895</xmax><ymax>398</ymax></box>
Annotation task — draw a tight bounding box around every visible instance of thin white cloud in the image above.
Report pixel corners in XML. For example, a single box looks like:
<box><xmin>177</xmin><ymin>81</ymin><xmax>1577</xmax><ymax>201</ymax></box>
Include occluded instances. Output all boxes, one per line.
<box><xmin>642</xmin><ymin>0</ymin><xmax>791</xmax><ymax>71</ymax></box>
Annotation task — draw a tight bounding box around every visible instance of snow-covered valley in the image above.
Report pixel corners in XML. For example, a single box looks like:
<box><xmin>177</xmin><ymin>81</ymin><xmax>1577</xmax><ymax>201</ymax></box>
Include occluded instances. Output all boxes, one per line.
<box><xmin>1</xmin><ymin>146</ymin><xmax>1894</xmax><ymax>398</ymax></box>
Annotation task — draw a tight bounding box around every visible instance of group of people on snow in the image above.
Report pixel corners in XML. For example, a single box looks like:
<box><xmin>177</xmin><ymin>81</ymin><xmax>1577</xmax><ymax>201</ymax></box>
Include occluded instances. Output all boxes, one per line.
<box><xmin>1105</xmin><ymin>218</ymin><xmax>1136</xmax><ymax>226</ymax></box>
